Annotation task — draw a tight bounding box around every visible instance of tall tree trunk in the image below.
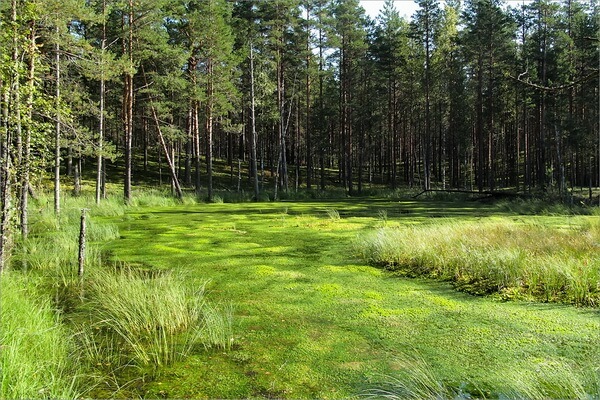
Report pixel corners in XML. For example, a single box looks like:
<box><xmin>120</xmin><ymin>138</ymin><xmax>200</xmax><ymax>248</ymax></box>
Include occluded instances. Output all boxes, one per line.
<box><xmin>305</xmin><ymin>4</ymin><xmax>312</xmax><ymax>190</ymax></box>
<box><xmin>250</xmin><ymin>44</ymin><xmax>260</xmax><ymax>200</ymax></box>
<box><xmin>96</xmin><ymin>0</ymin><xmax>106</xmax><ymax>205</ymax></box>
<box><xmin>21</xmin><ymin>22</ymin><xmax>36</xmax><ymax>239</ymax></box>
<box><xmin>206</xmin><ymin>59</ymin><xmax>214</xmax><ymax>202</ymax></box>
<box><xmin>123</xmin><ymin>0</ymin><xmax>134</xmax><ymax>204</ymax></box>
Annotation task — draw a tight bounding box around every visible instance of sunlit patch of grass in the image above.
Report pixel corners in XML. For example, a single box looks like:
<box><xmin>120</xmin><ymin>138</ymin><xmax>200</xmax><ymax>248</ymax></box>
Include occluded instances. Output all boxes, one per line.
<box><xmin>106</xmin><ymin>198</ymin><xmax>600</xmax><ymax>398</ymax></box>
<box><xmin>75</xmin><ymin>266</ymin><xmax>212</xmax><ymax>368</ymax></box>
<box><xmin>0</xmin><ymin>273</ymin><xmax>81</xmax><ymax>399</ymax></box>
<box><xmin>356</xmin><ymin>220</ymin><xmax>600</xmax><ymax>305</ymax></box>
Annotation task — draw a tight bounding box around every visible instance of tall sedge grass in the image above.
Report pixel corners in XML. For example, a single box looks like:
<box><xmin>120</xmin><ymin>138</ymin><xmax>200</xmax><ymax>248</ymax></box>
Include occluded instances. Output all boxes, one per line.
<box><xmin>76</xmin><ymin>266</ymin><xmax>234</xmax><ymax>368</ymax></box>
<box><xmin>355</xmin><ymin>220</ymin><xmax>600</xmax><ymax>305</ymax></box>
<box><xmin>362</xmin><ymin>354</ymin><xmax>468</xmax><ymax>399</ymax></box>
<box><xmin>0</xmin><ymin>273</ymin><xmax>81</xmax><ymax>399</ymax></box>
<box><xmin>363</xmin><ymin>354</ymin><xmax>599</xmax><ymax>399</ymax></box>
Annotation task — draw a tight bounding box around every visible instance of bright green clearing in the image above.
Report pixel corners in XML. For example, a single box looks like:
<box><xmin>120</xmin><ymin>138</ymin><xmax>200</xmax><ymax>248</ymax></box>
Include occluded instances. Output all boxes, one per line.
<box><xmin>105</xmin><ymin>199</ymin><xmax>600</xmax><ymax>398</ymax></box>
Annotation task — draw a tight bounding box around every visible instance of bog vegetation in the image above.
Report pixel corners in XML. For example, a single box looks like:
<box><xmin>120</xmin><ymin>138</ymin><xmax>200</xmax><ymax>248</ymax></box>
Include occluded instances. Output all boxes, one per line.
<box><xmin>1</xmin><ymin>0</ymin><xmax>599</xmax><ymax>397</ymax></box>
<box><xmin>356</xmin><ymin>216</ymin><xmax>600</xmax><ymax>305</ymax></box>
<box><xmin>2</xmin><ymin>188</ymin><xmax>599</xmax><ymax>398</ymax></box>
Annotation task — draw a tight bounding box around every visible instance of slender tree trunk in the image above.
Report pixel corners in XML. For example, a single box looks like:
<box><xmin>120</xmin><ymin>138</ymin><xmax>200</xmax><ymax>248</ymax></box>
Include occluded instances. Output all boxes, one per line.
<box><xmin>206</xmin><ymin>59</ymin><xmax>214</xmax><ymax>202</ymax></box>
<box><xmin>123</xmin><ymin>0</ymin><xmax>134</xmax><ymax>204</ymax></box>
<box><xmin>424</xmin><ymin>17</ymin><xmax>432</xmax><ymax>191</ymax></box>
<box><xmin>96</xmin><ymin>0</ymin><xmax>106</xmax><ymax>205</ymax></box>
<box><xmin>193</xmin><ymin>102</ymin><xmax>201</xmax><ymax>196</ymax></box>
<box><xmin>476</xmin><ymin>53</ymin><xmax>484</xmax><ymax>192</ymax></box>
<box><xmin>250</xmin><ymin>44</ymin><xmax>259</xmax><ymax>200</ymax></box>
<box><xmin>305</xmin><ymin>4</ymin><xmax>312</xmax><ymax>190</ymax></box>
<box><xmin>21</xmin><ymin>23</ymin><xmax>36</xmax><ymax>239</ymax></box>
<box><xmin>0</xmin><ymin>88</ymin><xmax>11</xmax><ymax>273</ymax></box>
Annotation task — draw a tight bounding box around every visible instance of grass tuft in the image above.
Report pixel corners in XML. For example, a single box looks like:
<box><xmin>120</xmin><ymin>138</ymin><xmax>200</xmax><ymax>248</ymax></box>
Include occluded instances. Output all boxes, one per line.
<box><xmin>0</xmin><ymin>273</ymin><xmax>81</xmax><ymax>399</ymax></box>
<box><xmin>356</xmin><ymin>220</ymin><xmax>600</xmax><ymax>305</ymax></box>
<box><xmin>326</xmin><ymin>208</ymin><xmax>341</xmax><ymax>220</ymax></box>
<box><xmin>76</xmin><ymin>266</ymin><xmax>208</xmax><ymax>368</ymax></box>
<box><xmin>362</xmin><ymin>354</ymin><xmax>464</xmax><ymax>399</ymax></box>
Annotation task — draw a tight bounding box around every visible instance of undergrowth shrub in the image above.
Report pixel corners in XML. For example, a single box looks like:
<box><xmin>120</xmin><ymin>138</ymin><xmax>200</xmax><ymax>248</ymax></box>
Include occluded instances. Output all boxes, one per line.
<box><xmin>355</xmin><ymin>220</ymin><xmax>600</xmax><ymax>305</ymax></box>
<box><xmin>0</xmin><ymin>273</ymin><xmax>81</xmax><ymax>399</ymax></box>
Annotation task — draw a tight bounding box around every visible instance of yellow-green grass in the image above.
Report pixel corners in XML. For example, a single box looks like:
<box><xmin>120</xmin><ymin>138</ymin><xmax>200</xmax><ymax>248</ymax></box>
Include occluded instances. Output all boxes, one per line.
<box><xmin>4</xmin><ymin>192</ymin><xmax>235</xmax><ymax>398</ymax></box>
<box><xmin>356</xmin><ymin>219</ymin><xmax>600</xmax><ymax>305</ymax></box>
<box><xmin>0</xmin><ymin>273</ymin><xmax>81</xmax><ymax>399</ymax></box>
<box><xmin>105</xmin><ymin>199</ymin><xmax>600</xmax><ymax>398</ymax></box>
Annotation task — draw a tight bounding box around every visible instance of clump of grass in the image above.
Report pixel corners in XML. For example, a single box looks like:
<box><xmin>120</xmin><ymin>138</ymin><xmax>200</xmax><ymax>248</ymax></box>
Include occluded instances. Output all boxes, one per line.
<box><xmin>497</xmin><ymin>359</ymin><xmax>600</xmax><ymax>399</ymax></box>
<box><xmin>76</xmin><ymin>266</ymin><xmax>234</xmax><ymax>369</ymax></box>
<box><xmin>363</xmin><ymin>354</ymin><xmax>599</xmax><ymax>400</ymax></box>
<box><xmin>496</xmin><ymin>198</ymin><xmax>589</xmax><ymax>215</ymax></box>
<box><xmin>0</xmin><ymin>273</ymin><xmax>81</xmax><ymax>399</ymax></box>
<box><xmin>77</xmin><ymin>267</ymin><xmax>207</xmax><ymax>368</ymax></box>
<box><xmin>129</xmin><ymin>189</ymin><xmax>185</xmax><ymax>207</ymax></box>
<box><xmin>356</xmin><ymin>220</ymin><xmax>600</xmax><ymax>305</ymax></box>
<box><xmin>326</xmin><ymin>208</ymin><xmax>341</xmax><ymax>220</ymax></box>
<box><xmin>201</xmin><ymin>302</ymin><xmax>235</xmax><ymax>350</ymax></box>
<box><xmin>362</xmin><ymin>354</ymin><xmax>465</xmax><ymax>399</ymax></box>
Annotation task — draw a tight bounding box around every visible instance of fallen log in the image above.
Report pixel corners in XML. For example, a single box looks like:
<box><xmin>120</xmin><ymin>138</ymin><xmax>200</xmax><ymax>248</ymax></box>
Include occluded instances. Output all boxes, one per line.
<box><xmin>412</xmin><ymin>189</ymin><xmax>532</xmax><ymax>200</ymax></box>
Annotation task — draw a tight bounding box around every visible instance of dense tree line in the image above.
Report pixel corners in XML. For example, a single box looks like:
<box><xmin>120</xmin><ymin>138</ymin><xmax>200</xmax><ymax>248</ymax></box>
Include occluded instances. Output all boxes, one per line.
<box><xmin>0</xmin><ymin>0</ymin><xmax>598</xmax><ymax>267</ymax></box>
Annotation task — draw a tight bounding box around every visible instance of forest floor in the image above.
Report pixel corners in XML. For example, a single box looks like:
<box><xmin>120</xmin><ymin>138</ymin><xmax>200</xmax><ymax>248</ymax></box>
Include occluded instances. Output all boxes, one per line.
<box><xmin>100</xmin><ymin>197</ymin><xmax>600</xmax><ymax>398</ymax></box>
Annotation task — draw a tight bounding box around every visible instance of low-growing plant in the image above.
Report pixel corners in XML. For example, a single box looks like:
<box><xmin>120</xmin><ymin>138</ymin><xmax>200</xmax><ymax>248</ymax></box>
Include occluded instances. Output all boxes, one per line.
<box><xmin>362</xmin><ymin>354</ymin><xmax>467</xmax><ymax>399</ymax></box>
<box><xmin>496</xmin><ymin>359</ymin><xmax>600</xmax><ymax>399</ymax></box>
<box><xmin>77</xmin><ymin>266</ymin><xmax>208</xmax><ymax>368</ymax></box>
<box><xmin>201</xmin><ymin>302</ymin><xmax>235</xmax><ymax>350</ymax></box>
<box><xmin>355</xmin><ymin>220</ymin><xmax>600</xmax><ymax>305</ymax></box>
<box><xmin>0</xmin><ymin>273</ymin><xmax>82</xmax><ymax>399</ymax></box>
<box><xmin>326</xmin><ymin>208</ymin><xmax>341</xmax><ymax>220</ymax></box>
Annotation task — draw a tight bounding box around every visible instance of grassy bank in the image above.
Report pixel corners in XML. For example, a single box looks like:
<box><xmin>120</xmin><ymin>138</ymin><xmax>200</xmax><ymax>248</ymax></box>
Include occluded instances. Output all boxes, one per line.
<box><xmin>106</xmin><ymin>199</ymin><xmax>600</xmax><ymax>398</ymax></box>
<box><xmin>0</xmin><ymin>192</ymin><xmax>233</xmax><ymax>398</ymax></box>
<box><xmin>355</xmin><ymin>218</ymin><xmax>600</xmax><ymax>305</ymax></box>
<box><xmin>0</xmin><ymin>273</ymin><xmax>80</xmax><ymax>399</ymax></box>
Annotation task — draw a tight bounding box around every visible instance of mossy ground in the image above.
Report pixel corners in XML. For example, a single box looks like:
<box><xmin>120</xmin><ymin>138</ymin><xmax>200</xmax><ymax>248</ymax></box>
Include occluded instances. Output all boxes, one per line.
<box><xmin>104</xmin><ymin>199</ymin><xmax>600</xmax><ymax>398</ymax></box>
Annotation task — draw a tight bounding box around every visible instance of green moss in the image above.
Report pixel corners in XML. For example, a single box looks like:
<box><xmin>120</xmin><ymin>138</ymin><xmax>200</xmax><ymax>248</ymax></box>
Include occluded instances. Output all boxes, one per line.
<box><xmin>103</xmin><ymin>199</ymin><xmax>600</xmax><ymax>398</ymax></box>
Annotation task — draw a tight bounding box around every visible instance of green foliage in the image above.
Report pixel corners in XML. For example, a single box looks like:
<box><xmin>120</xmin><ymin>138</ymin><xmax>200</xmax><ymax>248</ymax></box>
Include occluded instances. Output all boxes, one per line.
<box><xmin>75</xmin><ymin>267</ymin><xmax>209</xmax><ymax>368</ymax></box>
<box><xmin>356</xmin><ymin>219</ymin><xmax>600</xmax><ymax>305</ymax></box>
<box><xmin>0</xmin><ymin>273</ymin><xmax>81</xmax><ymax>399</ymax></box>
